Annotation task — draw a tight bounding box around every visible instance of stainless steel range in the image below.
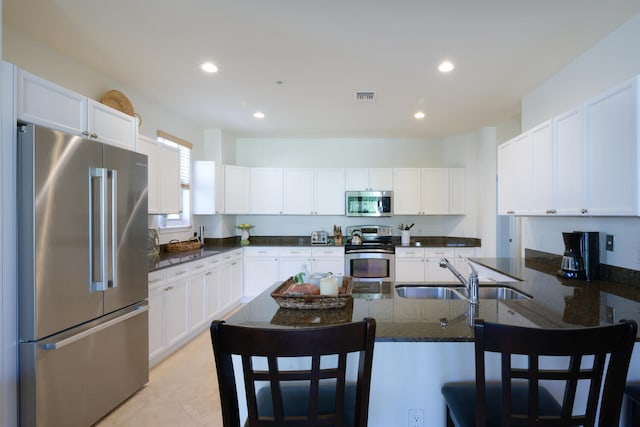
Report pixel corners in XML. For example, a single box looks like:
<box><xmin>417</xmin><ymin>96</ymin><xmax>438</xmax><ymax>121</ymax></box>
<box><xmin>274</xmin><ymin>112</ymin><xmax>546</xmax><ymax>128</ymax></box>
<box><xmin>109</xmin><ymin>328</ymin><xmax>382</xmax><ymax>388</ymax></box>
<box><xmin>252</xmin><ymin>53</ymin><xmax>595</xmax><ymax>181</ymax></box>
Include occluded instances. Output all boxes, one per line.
<box><xmin>344</xmin><ymin>225</ymin><xmax>395</xmax><ymax>282</ymax></box>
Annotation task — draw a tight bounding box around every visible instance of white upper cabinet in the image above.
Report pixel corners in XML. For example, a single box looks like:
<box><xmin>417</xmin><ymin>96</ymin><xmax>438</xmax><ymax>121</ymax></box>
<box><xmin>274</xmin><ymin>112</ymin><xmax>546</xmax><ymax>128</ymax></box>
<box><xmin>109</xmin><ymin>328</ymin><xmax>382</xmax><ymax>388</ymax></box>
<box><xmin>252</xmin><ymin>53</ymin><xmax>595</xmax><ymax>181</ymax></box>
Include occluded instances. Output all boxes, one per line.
<box><xmin>250</xmin><ymin>168</ymin><xmax>283</xmax><ymax>214</ymax></box>
<box><xmin>554</xmin><ymin>107</ymin><xmax>587</xmax><ymax>215</ymax></box>
<box><xmin>224</xmin><ymin>165</ymin><xmax>250</xmax><ymax>214</ymax></box>
<box><xmin>282</xmin><ymin>168</ymin><xmax>345</xmax><ymax>215</ymax></box>
<box><xmin>584</xmin><ymin>77</ymin><xmax>639</xmax><ymax>216</ymax></box>
<box><xmin>192</xmin><ymin>161</ymin><xmax>225</xmax><ymax>215</ymax></box>
<box><xmin>345</xmin><ymin>168</ymin><xmax>393</xmax><ymax>191</ymax></box>
<box><xmin>314</xmin><ymin>168</ymin><xmax>345</xmax><ymax>215</ymax></box>
<box><xmin>283</xmin><ymin>168</ymin><xmax>315</xmax><ymax>215</ymax></box>
<box><xmin>394</xmin><ymin>168</ymin><xmax>465</xmax><ymax>215</ymax></box>
<box><xmin>137</xmin><ymin>135</ymin><xmax>181</xmax><ymax>214</ymax></box>
<box><xmin>17</xmin><ymin>68</ymin><xmax>137</xmax><ymax>150</ymax></box>
<box><xmin>529</xmin><ymin>121</ymin><xmax>553</xmax><ymax>215</ymax></box>
<box><xmin>498</xmin><ymin>75</ymin><xmax>640</xmax><ymax>217</ymax></box>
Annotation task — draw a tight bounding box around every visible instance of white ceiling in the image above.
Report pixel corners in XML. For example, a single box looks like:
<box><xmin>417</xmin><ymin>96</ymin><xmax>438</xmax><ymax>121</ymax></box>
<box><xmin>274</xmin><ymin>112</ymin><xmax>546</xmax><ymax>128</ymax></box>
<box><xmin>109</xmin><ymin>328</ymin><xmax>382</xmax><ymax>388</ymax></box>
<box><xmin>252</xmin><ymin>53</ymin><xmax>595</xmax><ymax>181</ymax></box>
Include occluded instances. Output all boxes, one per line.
<box><xmin>4</xmin><ymin>0</ymin><xmax>640</xmax><ymax>139</ymax></box>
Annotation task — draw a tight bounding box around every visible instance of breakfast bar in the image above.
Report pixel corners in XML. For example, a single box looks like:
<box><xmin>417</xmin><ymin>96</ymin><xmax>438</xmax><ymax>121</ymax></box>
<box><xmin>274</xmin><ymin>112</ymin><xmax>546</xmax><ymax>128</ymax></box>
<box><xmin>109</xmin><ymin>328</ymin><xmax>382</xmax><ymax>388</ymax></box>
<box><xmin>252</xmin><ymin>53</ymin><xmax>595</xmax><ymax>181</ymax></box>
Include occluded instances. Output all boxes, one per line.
<box><xmin>223</xmin><ymin>253</ymin><xmax>640</xmax><ymax>426</ymax></box>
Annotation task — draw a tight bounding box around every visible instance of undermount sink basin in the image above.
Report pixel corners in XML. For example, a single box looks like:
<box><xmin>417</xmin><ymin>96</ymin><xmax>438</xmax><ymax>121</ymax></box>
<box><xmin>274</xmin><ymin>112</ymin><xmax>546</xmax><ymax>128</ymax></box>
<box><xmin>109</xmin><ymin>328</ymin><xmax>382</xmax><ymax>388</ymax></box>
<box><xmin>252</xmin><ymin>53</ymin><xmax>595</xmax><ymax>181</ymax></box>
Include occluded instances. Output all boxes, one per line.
<box><xmin>395</xmin><ymin>284</ymin><xmax>532</xmax><ymax>301</ymax></box>
<box><xmin>395</xmin><ymin>285</ymin><xmax>465</xmax><ymax>300</ymax></box>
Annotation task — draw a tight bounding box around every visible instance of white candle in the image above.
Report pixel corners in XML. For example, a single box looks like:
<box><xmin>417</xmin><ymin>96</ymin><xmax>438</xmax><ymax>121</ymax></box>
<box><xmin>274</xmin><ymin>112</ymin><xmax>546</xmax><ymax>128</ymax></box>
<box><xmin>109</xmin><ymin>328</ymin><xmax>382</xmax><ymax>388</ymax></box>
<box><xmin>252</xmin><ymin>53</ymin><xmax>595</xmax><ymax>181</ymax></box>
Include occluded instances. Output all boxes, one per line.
<box><xmin>319</xmin><ymin>277</ymin><xmax>339</xmax><ymax>296</ymax></box>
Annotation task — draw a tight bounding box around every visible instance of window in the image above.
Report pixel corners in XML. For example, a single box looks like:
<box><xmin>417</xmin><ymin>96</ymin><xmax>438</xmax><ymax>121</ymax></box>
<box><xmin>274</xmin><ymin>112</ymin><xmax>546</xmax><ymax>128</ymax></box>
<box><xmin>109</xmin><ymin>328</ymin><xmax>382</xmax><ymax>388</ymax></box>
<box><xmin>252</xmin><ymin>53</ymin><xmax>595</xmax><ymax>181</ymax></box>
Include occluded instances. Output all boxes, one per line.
<box><xmin>157</xmin><ymin>132</ymin><xmax>192</xmax><ymax>229</ymax></box>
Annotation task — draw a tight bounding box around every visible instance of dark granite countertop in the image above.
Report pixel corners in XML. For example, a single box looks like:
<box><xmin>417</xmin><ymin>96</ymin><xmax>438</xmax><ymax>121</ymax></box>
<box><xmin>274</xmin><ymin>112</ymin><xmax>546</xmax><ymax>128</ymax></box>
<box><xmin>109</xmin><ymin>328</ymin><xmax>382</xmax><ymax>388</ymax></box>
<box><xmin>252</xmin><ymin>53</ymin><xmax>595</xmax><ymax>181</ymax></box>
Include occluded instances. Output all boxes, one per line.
<box><xmin>148</xmin><ymin>235</ymin><xmax>481</xmax><ymax>272</ymax></box>
<box><xmin>224</xmin><ymin>255</ymin><xmax>640</xmax><ymax>342</ymax></box>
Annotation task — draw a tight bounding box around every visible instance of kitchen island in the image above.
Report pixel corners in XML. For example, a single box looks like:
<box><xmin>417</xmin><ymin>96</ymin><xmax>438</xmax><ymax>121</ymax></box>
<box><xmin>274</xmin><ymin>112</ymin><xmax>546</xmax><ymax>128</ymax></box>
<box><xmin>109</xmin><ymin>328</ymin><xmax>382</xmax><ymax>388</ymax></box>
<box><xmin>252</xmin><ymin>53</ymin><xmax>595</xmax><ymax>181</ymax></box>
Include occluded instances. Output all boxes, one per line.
<box><xmin>223</xmin><ymin>253</ymin><xmax>640</xmax><ymax>427</ymax></box>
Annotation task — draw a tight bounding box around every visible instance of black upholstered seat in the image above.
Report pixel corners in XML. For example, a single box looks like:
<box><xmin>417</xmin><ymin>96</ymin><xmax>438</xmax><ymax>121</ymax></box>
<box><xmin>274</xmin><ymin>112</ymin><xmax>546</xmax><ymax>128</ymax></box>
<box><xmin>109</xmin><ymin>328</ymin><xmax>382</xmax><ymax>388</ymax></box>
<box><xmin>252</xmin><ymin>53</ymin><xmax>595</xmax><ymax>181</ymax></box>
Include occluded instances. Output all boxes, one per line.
<box><xmin>210</xmin><ymin>318</ymin><xmax>376</xmax><ymax>427</ymax></box>
<box><xmin>441</xmin><ymin>319</ymin><xmax>637</xmax><ymax>427</ymax></box>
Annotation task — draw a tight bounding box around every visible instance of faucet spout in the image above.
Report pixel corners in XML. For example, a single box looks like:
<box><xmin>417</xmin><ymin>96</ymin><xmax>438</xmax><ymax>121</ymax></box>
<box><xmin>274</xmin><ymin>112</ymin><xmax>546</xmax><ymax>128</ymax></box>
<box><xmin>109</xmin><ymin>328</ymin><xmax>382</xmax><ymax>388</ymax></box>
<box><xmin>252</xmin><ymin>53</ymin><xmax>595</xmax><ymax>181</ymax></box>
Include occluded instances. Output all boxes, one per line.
<box><xmin>439</xmin><ymin>257</ymin><xmax>479</xmax><ymax>305</ymax></box>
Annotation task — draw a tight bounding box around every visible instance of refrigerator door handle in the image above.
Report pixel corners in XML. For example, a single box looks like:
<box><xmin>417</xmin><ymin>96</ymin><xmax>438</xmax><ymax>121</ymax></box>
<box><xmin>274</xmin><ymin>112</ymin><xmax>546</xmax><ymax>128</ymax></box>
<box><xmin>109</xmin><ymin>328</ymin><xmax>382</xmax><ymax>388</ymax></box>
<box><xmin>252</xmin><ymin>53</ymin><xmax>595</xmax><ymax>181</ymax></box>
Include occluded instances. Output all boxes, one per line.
<box><xmin>90</xmin><ymin>167</ymin><xmax>108</xmax><ymax>291</ymax></box>
<box><xmin>108</xmin><ymin>169</ymin><xmax>118</xmax><ymax>289</ymax></box>
<box><xmin>41</xmin><ymin>305</ymin><xmax>149</xmax><ymax>350</ymax></box>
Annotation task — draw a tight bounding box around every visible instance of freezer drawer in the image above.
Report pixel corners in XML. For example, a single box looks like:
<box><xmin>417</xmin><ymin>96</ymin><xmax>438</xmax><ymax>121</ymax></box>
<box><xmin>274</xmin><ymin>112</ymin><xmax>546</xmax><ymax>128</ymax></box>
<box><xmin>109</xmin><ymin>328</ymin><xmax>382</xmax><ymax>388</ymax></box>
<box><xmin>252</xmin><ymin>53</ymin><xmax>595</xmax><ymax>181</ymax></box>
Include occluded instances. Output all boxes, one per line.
<box><xmin>19</xmin><ymin>304</ymin><xmax>149</xmax><ymax>427</ymax></box>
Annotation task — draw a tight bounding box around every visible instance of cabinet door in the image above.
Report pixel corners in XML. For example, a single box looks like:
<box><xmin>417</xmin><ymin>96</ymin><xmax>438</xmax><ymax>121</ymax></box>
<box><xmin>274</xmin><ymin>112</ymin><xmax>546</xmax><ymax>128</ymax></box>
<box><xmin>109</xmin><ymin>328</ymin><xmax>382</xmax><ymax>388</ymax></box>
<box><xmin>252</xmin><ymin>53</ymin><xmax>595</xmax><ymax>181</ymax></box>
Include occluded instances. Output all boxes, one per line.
<box><xmin>148</xmin><ymin>285</ymin><xmax>165</xmax><ymax>360</ymax></box>
<box><xmin>497</xmin><ymin>141</ymin><xmax>515</xmax><ymax>215</ymax></box>
<box><xmin>312</xmin><ymin>258</ymin><xmax>344</xmax><ymax>275</ymax></box>
<box><xmin>165</xmin><ymin>278</ymin><xmax>188</xmax><ymax>347</ymax></box>
<box><xmin>345</xmin><ymin>168</ymin><xmax>369</xmax><ymax>190</ymax></box>
<box><xmin>225</xmin><ymin>165</ymin><xmax>250</xmax><ymax>214</ymax></box>
<box><xmin>421</xmin><ymin>168</ymin><xmax>449</xmax><ymax>215</ymax></box>
<box><xmin>231</xmin><ymin>254</ymin><xmax>244</xmax><ymax>303</ymax></box>
<box><xmin>87</xmin><ymin>99</ymin><xmax>137</xmax><ymax>150</ymax></box>
<box><xmin>250</xmin><ymin>168</ymin><xmax>283</xmax><ymax>214</ymax></box>
<box><xmin>449</xmin><ymin>168</ymin><xmax>465</xmax><ymax>214</ymax></box>
<box><xmin>585</xmin><ymin>78</ymin><xmax>638</xmax><ymax>216</ymax></box>
<box><xmin>192</xmin><ymin>161</ymin><xmax>225</xmax><ymax>215</ymax></box>
<box><xmin>205</xmin><ymin>265</ymin><xmax>220</xmax><ymax>319</ymax></box>
<box><xmin>314</xmin><ymin>168</ymin><xmax>345</xmax><ymax>215</ymax></box>
<box><xmin>511</xmin><ymin>132</ymin><xmax>533</xmax><ymax>214</ymax></box>
<box><xmin>157</xmin><ymin>143</ymin><xmax>181</xmax><ymax>214</ymax></box>
<box><xmin>554</xmin><ymin>108</ymin><xmax>587</xmax><ymax>215</ymax></box>
<box><xmin>137</xmin><ymin>136</ymin><xmax>159</xmax><ymax>213</ymax></box>
<box><xmin>369</xmin><ymin>168</ymin><xmax>393</xmax><ymax>191</ymax></box>
<box><xmin>393</xmin><ymin>168</ymin><xmax>422</xmax><ymax>215</ymax></box>
<box><xmin>219</xmin><ymin>261</ymin><xmax>233</xmax><ymax>312</ymax></box>
<box><xmin>244</xmin><ymin>253</ymin><xmax>280</xmax><ymax>298</ymax></box>
<box><xmin>425</xmin><ymin>248</ymin><xmax>456</xmax><ymax>281</ymax></box>
<box><xmin>188</xmin><ymin>261</ymin><xmax>208</xmax><ymax>330</ymax></box>
<box><xmin>529</xmin><ymin>121</ymin><xmax>554</xmax><ymax>215</ymax></box>
<box><xmin>395</xmin><ymin>258</ymin><xmax>425</xmax><ymax>282</ymax></box>
<box><xmin>283</xmin><ymin>168</ymin><xmax>315</xmax><ymax>214</ymax></box>
<box><xmin>17</xmin><ymin>69</ymin><xmax>87</xmax><ymax>136</ymax></box>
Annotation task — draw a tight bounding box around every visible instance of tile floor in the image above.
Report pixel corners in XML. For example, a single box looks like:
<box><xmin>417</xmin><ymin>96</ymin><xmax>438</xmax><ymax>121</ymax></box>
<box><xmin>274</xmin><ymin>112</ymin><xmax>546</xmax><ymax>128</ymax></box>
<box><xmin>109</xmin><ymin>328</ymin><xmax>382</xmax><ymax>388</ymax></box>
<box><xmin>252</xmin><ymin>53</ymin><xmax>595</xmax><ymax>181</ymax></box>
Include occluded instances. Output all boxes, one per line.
<box><xmin>96</xmin><ymin>330</ymin><xmax>224</xmax><ymax>426</ymax></box>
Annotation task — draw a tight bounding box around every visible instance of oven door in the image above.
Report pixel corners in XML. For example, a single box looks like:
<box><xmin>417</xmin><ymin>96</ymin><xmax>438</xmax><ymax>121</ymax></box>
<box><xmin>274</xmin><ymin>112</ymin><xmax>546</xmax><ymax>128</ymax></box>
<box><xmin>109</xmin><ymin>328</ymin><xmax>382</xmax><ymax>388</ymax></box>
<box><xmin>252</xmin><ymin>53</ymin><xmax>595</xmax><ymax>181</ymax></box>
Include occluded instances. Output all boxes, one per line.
<box><xmin>345</xmin><ymin>251</ymin><xmax>395</xmax><ymax>282</ymax></box>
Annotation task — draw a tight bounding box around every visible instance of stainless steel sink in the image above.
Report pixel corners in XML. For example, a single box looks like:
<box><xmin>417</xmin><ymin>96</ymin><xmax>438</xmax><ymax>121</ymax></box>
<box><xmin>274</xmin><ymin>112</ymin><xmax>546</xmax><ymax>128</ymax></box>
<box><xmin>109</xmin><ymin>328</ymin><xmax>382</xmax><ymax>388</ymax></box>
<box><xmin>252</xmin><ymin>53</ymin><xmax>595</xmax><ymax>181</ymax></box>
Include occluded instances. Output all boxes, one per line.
<box><xmin>395</xmin><ymin>284</ymin><xmax>531</xmax><ymax>300</ymax></box>
<box><xmin>395</xmin><ymin>285</ymin><xmax>465</xmax><ymax>300</ymax></box>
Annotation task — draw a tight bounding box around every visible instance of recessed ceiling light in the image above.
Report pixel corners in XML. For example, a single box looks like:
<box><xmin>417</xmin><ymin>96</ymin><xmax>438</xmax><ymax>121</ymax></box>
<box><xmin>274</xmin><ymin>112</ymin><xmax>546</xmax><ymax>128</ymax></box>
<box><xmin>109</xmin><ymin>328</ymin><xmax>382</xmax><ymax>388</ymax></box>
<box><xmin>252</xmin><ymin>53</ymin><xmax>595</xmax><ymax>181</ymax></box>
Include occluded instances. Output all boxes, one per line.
<box><xmin>438</xmin><ymin>61</ymin><xmax>455</xmax><ymax>73</ymax></box>
<box><xmin>414</xmin><ymin>111</ymin><xmax>425</xmax><ymax>119</ymax></box>
<box><xmin>253</xmin><ymin>112</ymin><xmax>265</xmax><ymax>119</ymax></box>
<box><xmin>201</xmin><ymin>62</ymin><xmax>218</xmax><ymax>73</ymax></box>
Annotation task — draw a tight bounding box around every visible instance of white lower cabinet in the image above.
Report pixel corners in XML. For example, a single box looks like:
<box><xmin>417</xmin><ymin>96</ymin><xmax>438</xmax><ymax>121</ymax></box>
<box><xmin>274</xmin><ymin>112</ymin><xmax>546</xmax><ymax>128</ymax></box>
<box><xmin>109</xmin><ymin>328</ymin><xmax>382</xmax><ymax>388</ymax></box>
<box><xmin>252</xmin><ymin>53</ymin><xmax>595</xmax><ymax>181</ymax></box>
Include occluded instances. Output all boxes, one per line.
<box><xmin>395</xmin><ymin>247</ymin><xmax>478</xmax><ymax>282</ymax></box>
<box><xmin>148</xmin><ymin>250</ymin><xmax>243</xmax><ymax>366</ymax></box>
<box><xmin>244</xmin><ymin>246</ymin><xmax>345</xmax><ymax>301</ymax></box>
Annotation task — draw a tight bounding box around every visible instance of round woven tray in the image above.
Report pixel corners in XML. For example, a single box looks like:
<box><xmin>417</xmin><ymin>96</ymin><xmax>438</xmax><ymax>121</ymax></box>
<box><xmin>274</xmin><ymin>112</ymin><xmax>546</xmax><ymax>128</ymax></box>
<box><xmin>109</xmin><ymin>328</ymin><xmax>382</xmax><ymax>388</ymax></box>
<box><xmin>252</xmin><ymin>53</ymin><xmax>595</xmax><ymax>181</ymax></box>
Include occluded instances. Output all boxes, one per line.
<box><xmin>100</xmin><ymin>90</ymin><xmax>135</xmax><ymax>116</ymax></box>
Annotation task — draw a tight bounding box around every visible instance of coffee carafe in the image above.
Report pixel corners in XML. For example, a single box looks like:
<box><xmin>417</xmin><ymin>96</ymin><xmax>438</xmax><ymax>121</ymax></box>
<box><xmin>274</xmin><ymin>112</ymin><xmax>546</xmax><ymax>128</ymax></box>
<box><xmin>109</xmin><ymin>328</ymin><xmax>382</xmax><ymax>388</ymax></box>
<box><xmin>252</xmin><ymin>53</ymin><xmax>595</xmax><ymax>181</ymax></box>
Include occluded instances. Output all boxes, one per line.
<box><xmin>557</xmin><ymin>231</ymin><xmax>600</xmax><ymax>281</ymax></box>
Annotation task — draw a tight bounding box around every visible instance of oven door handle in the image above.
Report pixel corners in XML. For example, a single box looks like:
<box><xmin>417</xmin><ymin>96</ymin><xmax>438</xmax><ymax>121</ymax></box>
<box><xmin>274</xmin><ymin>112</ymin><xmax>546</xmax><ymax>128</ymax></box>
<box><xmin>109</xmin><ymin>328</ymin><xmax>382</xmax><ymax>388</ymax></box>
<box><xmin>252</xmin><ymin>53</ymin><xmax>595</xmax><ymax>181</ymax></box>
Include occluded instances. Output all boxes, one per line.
<box><xmin>346</xmin><ymin>248</ymin><xmax>395</xmax><ymax>254</ymax></box>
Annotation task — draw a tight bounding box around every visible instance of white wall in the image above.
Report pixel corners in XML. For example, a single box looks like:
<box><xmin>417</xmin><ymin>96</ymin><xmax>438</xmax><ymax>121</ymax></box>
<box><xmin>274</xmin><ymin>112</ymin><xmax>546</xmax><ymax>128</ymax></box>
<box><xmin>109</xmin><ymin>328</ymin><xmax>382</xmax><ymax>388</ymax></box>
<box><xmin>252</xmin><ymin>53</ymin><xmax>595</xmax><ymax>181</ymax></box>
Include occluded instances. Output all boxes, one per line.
<box><xmin>3</xmin><ymin>26</ymin><xmax>203</xmax><ymax>148</ymax></box>
<box><xmin>520</xmin><ymin>12</ymin><xmax>640</xmax><ymax>270</ymax></box>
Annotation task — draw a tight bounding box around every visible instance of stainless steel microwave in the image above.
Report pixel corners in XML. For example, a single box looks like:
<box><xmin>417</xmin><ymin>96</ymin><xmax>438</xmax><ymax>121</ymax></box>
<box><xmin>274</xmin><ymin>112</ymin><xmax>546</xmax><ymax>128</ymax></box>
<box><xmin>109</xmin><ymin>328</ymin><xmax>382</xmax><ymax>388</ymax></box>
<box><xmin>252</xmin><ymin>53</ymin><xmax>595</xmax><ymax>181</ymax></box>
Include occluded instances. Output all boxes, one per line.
<box><xmin>345</xmin><ymin>191</ymin><xmax>393</xmax><ymax>217</ymax></box>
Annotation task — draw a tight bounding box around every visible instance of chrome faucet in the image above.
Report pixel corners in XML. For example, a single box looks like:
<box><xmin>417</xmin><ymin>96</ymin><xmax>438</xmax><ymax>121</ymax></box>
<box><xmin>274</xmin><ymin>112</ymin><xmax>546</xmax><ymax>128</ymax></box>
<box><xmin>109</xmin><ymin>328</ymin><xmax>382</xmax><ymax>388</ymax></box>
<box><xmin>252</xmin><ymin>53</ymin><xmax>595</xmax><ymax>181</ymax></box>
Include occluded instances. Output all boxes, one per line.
<box><xmin>439</xmin><ymin>257</ymin><xmax>479</xmax><ymax>305</ymax></box>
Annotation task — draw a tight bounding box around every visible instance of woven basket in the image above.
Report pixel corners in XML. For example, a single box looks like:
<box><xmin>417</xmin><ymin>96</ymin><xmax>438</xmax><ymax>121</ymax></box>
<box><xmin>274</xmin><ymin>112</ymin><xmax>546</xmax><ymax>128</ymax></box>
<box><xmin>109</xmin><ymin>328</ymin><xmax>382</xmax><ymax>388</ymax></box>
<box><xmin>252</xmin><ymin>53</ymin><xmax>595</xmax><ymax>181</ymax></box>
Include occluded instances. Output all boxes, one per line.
<box><xmin>271</xmin><ymin>276</ymin><xmax>353</xmax><ymax>310</ymax></box>
<box><xmin>100</xmin><ymin>90</ymin><xmax>135</xmax><ymax>116</ymax></box>
<box><xmin>166</xmin><ymin>238</ymin><xmax>201</xmax><ymax>253</ymax></box>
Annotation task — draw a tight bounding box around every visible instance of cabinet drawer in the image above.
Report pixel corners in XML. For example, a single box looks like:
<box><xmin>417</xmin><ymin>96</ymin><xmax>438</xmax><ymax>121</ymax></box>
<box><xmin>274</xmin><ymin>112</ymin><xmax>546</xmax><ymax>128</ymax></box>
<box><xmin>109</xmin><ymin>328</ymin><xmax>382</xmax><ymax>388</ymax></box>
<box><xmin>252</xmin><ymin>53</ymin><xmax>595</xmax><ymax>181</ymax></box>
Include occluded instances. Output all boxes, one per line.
<box><xmin>280</xmin><ymin>247</ymin><xmax>312</xmax><ymax>257</ymax></box>
<box><xmin>311</xmin><ymin>247</ymin><xmax>343</xmax><ymax>257</ymax></box>
<box><xmin>165</xmin><ymin>265</ymin><xmax>190</xmax><ymax>280</ymax></box>
<box><xmin>395</xmin><ymin>248</ymin><xmax>425</xmax><ymax>258</ymax></box>
<box><xmin>148</xmin><ymin>270</ymin><xmax>165</xmax><ymax>288</ymax></box>
<box><xmin>189</xmin><ymin>259</ymin><xmax>208</xmax><ymax>273</ymax></box>
<box><xmin>424</xmin><ymin>248</ymin><xmax>455</xmax><ymax>258</ymax></box>
<box><xmin>244</xmin><ymin>247</ymin><xmax>279</xmax><ymax>257</ymax></box>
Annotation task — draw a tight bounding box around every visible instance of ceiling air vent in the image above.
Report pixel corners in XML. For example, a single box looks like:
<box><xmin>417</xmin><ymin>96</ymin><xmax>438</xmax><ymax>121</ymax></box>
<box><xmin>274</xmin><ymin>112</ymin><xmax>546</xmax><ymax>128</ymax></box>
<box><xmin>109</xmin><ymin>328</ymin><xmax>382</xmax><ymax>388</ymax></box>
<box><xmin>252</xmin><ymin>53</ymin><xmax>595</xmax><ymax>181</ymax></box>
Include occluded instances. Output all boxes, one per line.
<box><xmin>356</xmin><ymin>91</ymin><xmax>375</xmax><ymax>101</ymax></box>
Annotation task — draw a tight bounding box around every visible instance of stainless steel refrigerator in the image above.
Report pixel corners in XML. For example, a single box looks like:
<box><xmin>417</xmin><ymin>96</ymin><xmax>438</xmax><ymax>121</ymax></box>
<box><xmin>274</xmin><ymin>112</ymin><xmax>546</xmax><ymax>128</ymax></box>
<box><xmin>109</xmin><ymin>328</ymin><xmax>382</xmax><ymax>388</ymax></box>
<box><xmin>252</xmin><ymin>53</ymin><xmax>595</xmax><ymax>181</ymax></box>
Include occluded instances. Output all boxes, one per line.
<box><xmin>17</xmin><ymin>123</ymin><xmax>149</xmax><ymax>426</ymax></box>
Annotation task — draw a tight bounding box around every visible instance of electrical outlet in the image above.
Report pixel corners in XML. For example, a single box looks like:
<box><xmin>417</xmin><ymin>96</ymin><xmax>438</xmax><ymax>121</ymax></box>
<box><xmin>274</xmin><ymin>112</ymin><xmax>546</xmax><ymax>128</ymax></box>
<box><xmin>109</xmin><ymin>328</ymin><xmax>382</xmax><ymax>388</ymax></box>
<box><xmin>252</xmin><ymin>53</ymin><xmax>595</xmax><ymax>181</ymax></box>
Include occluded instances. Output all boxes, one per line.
<box><xmin>606</xmin><ymin>234</ymin><xmax>614</xmax><ymax>251</ymax></box>
<box><xmin>408</xmin><ymin>409</ymin><xmax>424</xmax><ymax>427</ymax></box>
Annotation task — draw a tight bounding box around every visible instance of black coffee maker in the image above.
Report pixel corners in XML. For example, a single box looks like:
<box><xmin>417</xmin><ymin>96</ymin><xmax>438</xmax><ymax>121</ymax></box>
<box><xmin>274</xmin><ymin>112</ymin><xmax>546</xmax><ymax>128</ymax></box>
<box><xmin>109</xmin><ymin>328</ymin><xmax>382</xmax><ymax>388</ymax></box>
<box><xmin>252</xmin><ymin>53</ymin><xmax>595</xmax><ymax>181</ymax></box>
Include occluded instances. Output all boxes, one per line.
<box><xmin>557</xmin><ymin>231</ymin><xmax>600</xmax><ymax>281</ymax></box>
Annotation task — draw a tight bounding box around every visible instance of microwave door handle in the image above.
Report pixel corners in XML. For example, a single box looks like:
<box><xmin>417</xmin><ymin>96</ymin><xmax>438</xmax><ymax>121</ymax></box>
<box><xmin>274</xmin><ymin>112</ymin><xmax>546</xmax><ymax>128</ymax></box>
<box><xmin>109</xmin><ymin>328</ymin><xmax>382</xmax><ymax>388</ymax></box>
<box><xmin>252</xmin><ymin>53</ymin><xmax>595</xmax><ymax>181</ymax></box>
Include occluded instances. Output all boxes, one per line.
<box><xmin>90</xmin><ymin>168</ymin><xmax>108</xmax><ymax>292</ymax></box>
<box><xmin>108</xmin><ymin>169</ymin><xmax>118</xmax><ymax>289</ymax></box>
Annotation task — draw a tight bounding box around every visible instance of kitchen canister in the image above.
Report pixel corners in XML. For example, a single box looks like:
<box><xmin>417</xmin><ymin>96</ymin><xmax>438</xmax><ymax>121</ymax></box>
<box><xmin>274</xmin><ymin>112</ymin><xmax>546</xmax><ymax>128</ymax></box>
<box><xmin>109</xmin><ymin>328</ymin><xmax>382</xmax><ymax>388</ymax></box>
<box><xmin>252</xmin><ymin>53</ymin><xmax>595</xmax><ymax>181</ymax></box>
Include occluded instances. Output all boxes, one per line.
<box><xmin>401</xmin><ymin>230</ymin><xmax>411</xmax><ymax>246</ymax></box>
<box><xmin>319</xmin><ymin>276</ymin><xmax>340</xmax><ymax>296</ymax></box>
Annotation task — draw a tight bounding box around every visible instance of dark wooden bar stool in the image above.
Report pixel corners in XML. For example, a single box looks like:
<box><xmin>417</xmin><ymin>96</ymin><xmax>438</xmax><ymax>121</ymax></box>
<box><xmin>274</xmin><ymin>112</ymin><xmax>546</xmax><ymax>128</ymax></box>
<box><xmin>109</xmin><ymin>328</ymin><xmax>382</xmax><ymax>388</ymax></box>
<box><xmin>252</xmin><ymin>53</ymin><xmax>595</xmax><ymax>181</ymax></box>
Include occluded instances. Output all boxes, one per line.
<box><xmin>210</xmin><ymin>317</ymin><xmax>376</xmax><ymax>427</ymax></box>
<box><xmin>625</xmin><ymin>383</ymin><xmax>640</xmax><ymax>427</ymax></box>
<box><xmin>441</xmin><ymin>319</ymin><xmax>637</xmax><ymax>427</ymax></box>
